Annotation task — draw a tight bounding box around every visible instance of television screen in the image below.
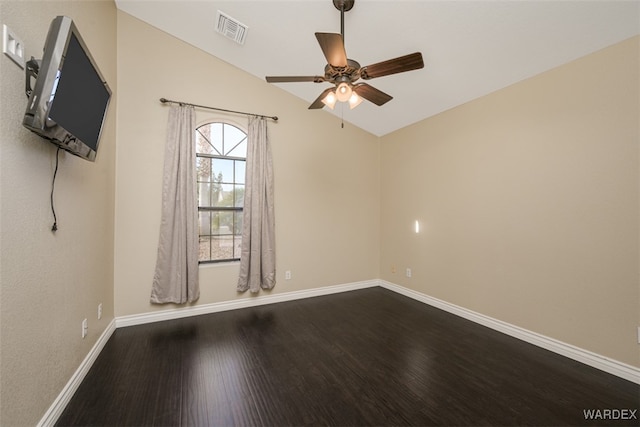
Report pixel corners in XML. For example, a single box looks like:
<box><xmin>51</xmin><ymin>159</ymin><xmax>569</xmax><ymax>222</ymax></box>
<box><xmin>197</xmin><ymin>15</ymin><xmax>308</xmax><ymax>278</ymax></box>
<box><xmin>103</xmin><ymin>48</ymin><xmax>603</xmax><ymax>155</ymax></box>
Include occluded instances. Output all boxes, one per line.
<box><xmin>23</xmin><ymin>16</ymin><xmax>111</xmax><ymax>161</ymax></box>
<box><xmin>48</xmin><ymin>33</ymin><xmax>110</xmax><ymax>152</ymax></box>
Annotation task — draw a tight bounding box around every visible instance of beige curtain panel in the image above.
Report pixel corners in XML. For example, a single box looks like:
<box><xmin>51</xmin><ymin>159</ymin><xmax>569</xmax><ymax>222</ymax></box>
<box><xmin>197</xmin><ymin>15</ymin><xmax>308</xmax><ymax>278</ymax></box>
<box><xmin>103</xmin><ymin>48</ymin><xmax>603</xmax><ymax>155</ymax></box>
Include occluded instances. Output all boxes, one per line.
<box><xmin>151</xmin><ymin>105</ymin><xmax>200</xmax><ymax>304</ymax></box>
<box><xmin>237</xmin><ymin>116</ymin><xmax>276</xmax><ymax>293</ymax></box>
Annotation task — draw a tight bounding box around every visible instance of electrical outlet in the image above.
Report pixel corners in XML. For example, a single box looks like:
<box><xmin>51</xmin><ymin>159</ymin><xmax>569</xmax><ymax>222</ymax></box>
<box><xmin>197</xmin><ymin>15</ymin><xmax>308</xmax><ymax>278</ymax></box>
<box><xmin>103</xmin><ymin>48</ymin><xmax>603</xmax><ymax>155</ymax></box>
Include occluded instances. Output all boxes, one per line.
<box><xmin>285</xmin><ymin>270</ymin><xmax>292</xmax><ymax>280</ymax></box>
<box><xmin>406</xmin><ymin>268</ymin><xmax>412</xmax><ymax>278</ymax></box>
<box><xmin>3</xmin><ymin>25</ymin><xmax>25</xmax><ymax>69</ymax></box>
<box><xmin>98</xmin><ymin>303</ymin><xmax>103</xmax><ymax>320</ymax></box>
<box><xmin>637</xmin><ymin>327</ymin><xmax>640</xmax><ymax>344</ymax></box>
<box><xmin>391</xmin><ymin>265</ymin><xmax>396</xmax><ymax>274</ymax></box>
<box><xmin>81</xmin><ymin>319</ymin><xmax>88</xmax><ymax>339</ymax></box>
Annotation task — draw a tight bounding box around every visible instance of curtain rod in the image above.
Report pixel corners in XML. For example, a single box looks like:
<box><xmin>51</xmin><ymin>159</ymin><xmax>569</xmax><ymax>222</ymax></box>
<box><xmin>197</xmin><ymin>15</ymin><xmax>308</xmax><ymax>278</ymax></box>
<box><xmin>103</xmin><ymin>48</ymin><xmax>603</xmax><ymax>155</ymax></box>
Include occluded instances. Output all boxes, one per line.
<box><xmin>159</xmin><ymin>98</ymin><xmax>278</xmax><ymax>122</ymax></box>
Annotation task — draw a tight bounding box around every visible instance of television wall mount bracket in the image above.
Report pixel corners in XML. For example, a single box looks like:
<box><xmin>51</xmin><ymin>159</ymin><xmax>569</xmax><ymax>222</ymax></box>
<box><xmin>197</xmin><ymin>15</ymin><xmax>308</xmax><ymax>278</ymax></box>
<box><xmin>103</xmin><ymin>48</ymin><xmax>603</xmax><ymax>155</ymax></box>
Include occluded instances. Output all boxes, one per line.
<box><xmin>25</xmin><ymin>56</ymin><xmax>40</xmax><ymax>98</ymax></box>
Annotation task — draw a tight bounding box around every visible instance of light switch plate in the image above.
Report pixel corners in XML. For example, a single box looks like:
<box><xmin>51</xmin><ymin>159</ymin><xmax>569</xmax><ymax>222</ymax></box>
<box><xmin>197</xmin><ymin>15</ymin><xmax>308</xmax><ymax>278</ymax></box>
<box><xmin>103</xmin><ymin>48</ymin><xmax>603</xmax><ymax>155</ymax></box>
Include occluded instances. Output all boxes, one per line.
<box><xmin>3</xmin><ymin>24</ymin><xmax>25</xmax><ymax>69</ymax></box>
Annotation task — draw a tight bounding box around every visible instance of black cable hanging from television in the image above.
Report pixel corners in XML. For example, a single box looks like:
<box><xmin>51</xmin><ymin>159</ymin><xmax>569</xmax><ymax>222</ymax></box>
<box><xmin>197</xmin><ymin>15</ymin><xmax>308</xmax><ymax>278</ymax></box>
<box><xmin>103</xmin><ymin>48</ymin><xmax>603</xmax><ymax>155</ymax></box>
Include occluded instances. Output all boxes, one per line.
<box><xmin>50</xmin><ymin>146</ymin><xmax>61</xmax><ymax>232</ymax></box>
<box><xmin>159</xmin><ymin>98</ymin><xmax>278</xmax><ymax>122</ymax></box>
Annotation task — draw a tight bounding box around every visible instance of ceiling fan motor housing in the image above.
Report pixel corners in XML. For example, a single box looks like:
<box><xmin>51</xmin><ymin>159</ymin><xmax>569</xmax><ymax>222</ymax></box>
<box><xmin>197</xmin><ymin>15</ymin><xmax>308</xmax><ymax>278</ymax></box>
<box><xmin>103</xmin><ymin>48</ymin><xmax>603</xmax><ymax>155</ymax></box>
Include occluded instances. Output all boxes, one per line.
<box><xmin>324</xmin><ymin>59</ymin><xmax>361</xmax><ymax>84</ymax></box>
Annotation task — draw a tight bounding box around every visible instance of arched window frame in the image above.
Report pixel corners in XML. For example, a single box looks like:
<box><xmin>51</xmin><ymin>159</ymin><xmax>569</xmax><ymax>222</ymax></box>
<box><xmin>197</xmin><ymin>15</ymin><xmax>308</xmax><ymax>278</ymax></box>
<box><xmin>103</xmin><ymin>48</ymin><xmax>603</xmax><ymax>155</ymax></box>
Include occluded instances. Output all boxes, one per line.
<box><xmin>195</xmin><ymin>120</ymin><xmax>247</xmax><ymax>264</ymax></box>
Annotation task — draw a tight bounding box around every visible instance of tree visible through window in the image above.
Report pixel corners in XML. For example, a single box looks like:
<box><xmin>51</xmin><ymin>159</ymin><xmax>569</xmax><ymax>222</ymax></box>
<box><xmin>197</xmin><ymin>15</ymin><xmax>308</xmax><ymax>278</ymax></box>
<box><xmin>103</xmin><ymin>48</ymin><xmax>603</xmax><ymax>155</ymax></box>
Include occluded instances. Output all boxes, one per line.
<box><xmin>196</xmin><ymin>122</ymin><xmax>247</xmax><ymax>263</ymax></box>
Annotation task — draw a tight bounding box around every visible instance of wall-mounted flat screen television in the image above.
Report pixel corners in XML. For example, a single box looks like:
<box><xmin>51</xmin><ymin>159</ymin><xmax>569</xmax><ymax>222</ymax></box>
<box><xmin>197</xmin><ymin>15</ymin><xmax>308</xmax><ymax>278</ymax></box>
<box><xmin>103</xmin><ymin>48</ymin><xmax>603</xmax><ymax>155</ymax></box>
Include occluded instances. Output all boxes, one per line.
<box><xmin>23</xmin><ymin>16</ymin><xmax>111</xmax><ymax>162</ymax></box>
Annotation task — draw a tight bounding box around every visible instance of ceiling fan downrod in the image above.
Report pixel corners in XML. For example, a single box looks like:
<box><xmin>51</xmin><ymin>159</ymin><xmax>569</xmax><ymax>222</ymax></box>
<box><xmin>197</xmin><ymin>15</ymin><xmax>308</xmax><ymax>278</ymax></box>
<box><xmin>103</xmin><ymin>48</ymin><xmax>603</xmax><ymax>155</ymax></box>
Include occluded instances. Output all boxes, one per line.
<box><xmin>333</xmin><ymin>0</ymin><xmax>355</xmax><ymax>42</ymax></box>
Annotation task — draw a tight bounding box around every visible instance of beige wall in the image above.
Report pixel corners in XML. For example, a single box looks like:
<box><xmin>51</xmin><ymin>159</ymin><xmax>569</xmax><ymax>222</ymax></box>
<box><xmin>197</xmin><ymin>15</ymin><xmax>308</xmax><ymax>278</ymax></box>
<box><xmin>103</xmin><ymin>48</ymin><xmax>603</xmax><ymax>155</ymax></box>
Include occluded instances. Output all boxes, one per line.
<box><xmin>114</xmin><ymin>11</ymin><xmax>380</xmax><ymax>317</ymax></box>
<box><xmin>0</xmin><ymin>1</ymin><xmax>116</xmax><ymax>425</ymax></box>
<box><xmin>380</xmin><ymin>36</ymin><xmax>639</xmax><ymax>367</ymax></box>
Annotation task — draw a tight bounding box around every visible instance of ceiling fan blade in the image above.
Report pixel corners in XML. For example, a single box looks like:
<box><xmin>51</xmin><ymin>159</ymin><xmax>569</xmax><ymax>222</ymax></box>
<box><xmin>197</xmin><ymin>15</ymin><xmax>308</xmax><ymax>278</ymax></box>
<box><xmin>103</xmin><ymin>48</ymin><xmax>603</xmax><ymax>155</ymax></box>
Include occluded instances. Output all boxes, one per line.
<box><xmin>315</xmin><ymin>32</ymin><xmax>348</xmax><ymax>68</ymax></box>
<box><xmin>360</xmin><ymin>52</ymin><xmax>424</xmax><ymax>80</ymax></box>
<box><xmin>266</xmin><ymin>76</ymin><xmax>325</xmax><ymax>83</ymax></box>
<box><xmin>309</xmin><ymin>87</ymin><xmax>335</xmax><ymax>110</ymax></box>
<box><xmin>353</xmin><ymin>83</ymin><xmax>393</xmax><ymax>106</ymax></box>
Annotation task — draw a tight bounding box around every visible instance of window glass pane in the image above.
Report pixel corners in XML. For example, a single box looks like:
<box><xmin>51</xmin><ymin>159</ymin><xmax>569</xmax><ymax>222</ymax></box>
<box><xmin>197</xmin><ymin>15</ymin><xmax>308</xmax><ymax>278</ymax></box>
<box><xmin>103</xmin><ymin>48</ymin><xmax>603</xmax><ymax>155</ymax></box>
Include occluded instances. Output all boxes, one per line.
<box><xmin>210</xmin><ymin>183</ymin><xmax>223</xmax><ymax>207</ymax></box>
<box><xmin>233</xmin><ymin>234</ymin><xmax>242</xmax><ymax>259</ymax></box>
<box><xmin>226</xmin><ymin>139</ymin><xmax>247</xmax><ymax>158</ymax></box>
<box><xmin>209</xmin><ymin>211</ymin><xmax>220</xmax><ymax>234</ymax></box>
<box><xmin>211</xmin><ymin>236</ymin><xmax>234</xmax><ymax>260</ymax></box>
<box><xmin>224</xmin><ymin>124</ymin><xmax>245</xmax><ymax>145</ymax></box>
<box><xmin>199</xmin><ymin>211</ymin><xmax>211</xmax><ymax>236</ymax></box>
<box><xmin>233</xmin><ymin>212</ymin><xmax>242</xmax><ymax>258</ymax></box>
<box><xmin>199</xmin><ymin>236</ymin><xmax>211</xmax><ymax>261</ymax></box>
<box><xmin>235</xmin><ymin>160</ymin><xmax>245</xmax><ymax>184</ymax></box>
<box><xmin>217</xmin><ymin>211</ymin><xmax>233</xmax><ymax>235</ymax></box>
<box><xmin>210</xmin><ymin>123</ymin><xmax>223</xmax><ymax>155</ymax></box>
<box><xmin>224</xmin><ymin>124</ymin><xmax>247</xmax><ymax>155</ymax></box>
<box><xmin>234</xmin><ymin>211</ymin><xmax>243</xmax><ymax>235</ymax></box>
<box><xmin>212</xmin><ymin>158</ymin><xmax>234</xmax><ymax>183</ymax></box>
<box><xmin>196</xmin><ymin>127</ymin><xmax>215</xmax><ymax>155</ymax></box>
<box><xmin>212</xmin><ymin>184</ymin><xmax>234</xmax><ymax>207</ymax></box>
<box><xmin>198</xmin><ymin>183</ymin><xmax>212</xmax><ymax>207</ymax></box>
<box><xmin>196</xmin><ymin>157</ymin><xmax>211</xmax><ymax>182</ymax></box>
<box><xmin>239</xmin><ymin>142</ymin><xmax>247</xmax><ymax>158</ymax></box>
<box><xmin>209</xmin><ymin>211</ymin><xmax>235</xmax><ymax>235</ymax></box>
<box><xmin>234</xmin><ymin>185</ymin><xmax>245</xmax><ymax>208</ymax></box>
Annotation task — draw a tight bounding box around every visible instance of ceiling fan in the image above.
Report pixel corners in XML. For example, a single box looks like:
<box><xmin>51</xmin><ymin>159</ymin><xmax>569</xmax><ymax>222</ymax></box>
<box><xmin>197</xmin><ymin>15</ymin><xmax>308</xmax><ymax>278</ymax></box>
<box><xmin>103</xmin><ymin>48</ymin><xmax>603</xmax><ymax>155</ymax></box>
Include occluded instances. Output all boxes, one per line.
<box><xmin>265</xmin><ymin>0</ymin><xmax>424</xmax><ymax>110</ymax></box>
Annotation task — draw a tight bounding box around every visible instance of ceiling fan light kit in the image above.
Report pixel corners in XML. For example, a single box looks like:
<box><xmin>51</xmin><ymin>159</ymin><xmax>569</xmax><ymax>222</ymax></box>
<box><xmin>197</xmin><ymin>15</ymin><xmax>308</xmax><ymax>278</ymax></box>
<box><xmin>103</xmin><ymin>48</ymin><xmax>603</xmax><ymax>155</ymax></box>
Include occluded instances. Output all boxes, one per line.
<box><xmin>265</xmin><ymin>0</ymin><xmax>424</xmax><ymax>111</ymax></box>
<box><xmin>321</xmin><ymin>86</ymin><xmax>362</xmax><ymax>110</ymax></box>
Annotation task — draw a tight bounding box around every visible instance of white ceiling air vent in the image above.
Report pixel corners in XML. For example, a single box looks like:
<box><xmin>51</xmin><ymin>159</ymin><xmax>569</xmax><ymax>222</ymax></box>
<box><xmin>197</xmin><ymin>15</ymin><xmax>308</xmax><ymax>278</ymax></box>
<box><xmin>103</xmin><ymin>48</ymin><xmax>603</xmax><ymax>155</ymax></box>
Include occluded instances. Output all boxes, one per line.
<box><xmin>215</xmin><ymin>11</ymin><xmax>248</xmax><ymax>45</ymax></box>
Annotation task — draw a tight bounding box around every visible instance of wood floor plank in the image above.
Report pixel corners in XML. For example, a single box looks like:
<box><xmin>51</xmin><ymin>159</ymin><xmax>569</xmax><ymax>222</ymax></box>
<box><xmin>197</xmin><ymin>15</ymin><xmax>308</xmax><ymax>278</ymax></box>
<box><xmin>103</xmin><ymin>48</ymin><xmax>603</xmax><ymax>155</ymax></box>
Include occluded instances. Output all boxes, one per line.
<box><xmin>56</xmin><ymin>288</ymin><xmax>640</xmax><ymax>426</ymax></box>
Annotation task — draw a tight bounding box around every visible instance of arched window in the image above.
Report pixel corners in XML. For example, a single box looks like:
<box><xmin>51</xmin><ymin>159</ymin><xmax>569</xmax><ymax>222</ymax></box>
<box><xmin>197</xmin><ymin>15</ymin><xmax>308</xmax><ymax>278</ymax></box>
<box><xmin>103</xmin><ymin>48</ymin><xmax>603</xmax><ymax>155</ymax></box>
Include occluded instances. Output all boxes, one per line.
<box><xmin>195</xmin><ymin>122</ymin><xmax>247</xmax><ymax>263</ymax></box>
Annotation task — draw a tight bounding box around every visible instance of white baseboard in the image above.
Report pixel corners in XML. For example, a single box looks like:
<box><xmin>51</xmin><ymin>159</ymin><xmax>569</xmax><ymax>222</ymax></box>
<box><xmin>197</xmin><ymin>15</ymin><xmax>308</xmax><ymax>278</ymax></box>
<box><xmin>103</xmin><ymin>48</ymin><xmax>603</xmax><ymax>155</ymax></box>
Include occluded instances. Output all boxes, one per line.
<box><xmin>115</xmin><ymin>279</ymin><xmax>379</xmax><ymax>328</ymax></box>
<box><xmin>38</xmin><ymin>319</ymin><xmax>117</xmax><ymax>427</ymax></box>
<box><xmin>379</xmin><ymin>280</ymin><xmax>640</xmax><ymax>385</ymax></box>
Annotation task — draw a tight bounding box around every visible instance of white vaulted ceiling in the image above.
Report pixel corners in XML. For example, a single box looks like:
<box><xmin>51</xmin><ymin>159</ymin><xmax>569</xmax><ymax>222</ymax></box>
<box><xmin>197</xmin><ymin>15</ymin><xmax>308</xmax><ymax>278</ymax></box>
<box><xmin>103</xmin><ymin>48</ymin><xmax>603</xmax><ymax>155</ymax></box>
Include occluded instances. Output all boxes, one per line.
<box><xmin>115</xmin><ymin>0</ymin><xmax>640</xmax><ymax>136</ymax></box>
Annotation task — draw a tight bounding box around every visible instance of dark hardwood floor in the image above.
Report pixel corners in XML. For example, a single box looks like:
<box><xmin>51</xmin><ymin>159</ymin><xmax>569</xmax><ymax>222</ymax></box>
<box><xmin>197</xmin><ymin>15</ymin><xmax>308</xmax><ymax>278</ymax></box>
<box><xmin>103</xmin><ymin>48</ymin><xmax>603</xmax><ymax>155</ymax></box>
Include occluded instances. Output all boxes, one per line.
<box><xmin>56</xmin><ymin>287</ymin><xmax>639</xmax><ymax>426</ymax></box>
